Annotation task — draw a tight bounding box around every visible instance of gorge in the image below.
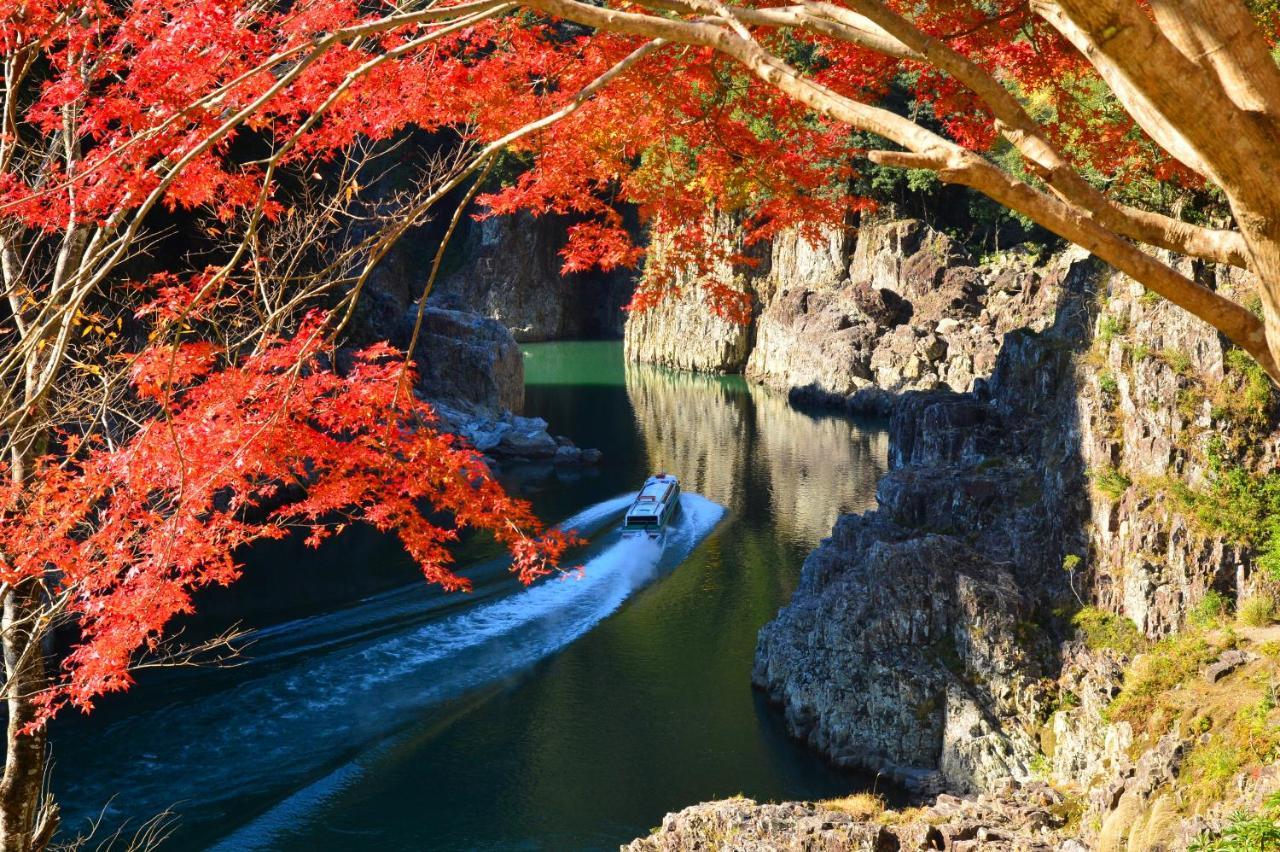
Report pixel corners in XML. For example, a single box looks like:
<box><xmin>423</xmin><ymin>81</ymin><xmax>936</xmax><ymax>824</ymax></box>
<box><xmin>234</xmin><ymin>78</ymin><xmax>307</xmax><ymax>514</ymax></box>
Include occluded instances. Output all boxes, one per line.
<box><xmin>41</xmin><ymin>201</ymin><xmax>1280</xmax><ymax>851</ymax></box>
<box><xmin>11</xmin><ymin>7</ymin><xmax>1280</xmax><ymax>851</ymax></box>
<box><xmin>426</xmin><ymin>207</ymin><xmax>1280</xmax><ymax>850</ymax></box>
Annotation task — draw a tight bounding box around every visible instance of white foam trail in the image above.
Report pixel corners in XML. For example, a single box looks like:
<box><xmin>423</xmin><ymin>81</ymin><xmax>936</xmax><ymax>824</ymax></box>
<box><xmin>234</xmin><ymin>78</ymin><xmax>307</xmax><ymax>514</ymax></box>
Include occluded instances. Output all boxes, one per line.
<box><xmin>225</xmin><ymin>494</ymin><xmax>640</xmax><ymax>667</ymax></box>
<box><xmin>58</xmin><ymin>494</ymin><xmax>726</xmax><ymax>848</ymax></box>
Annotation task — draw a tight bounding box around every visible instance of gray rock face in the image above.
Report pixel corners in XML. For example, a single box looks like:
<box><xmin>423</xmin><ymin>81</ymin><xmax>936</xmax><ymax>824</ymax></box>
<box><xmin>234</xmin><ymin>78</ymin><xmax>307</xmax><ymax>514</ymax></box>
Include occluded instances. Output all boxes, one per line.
<box><xmin>746</xmin><ymin>222</ymin><xmax>1061</xmax><ymax>399</ymax></box>
<box><xmin>625</xmin><ymin>799</ymin><xmax>895</xmax><ymax>852</ymax></box>
<box><xmin>354</xmin><ymin>297</ymin><xmax>600</xmax><ymax>466</ymax></box>
<box><xmin>753</xmin><ymin>226</ymin><xmax>1280</xmax><ymax>806</ymax></box>
<box><xmin>391</xmin><ymin>305</ymin><xmax>525</xmax><ymax>414</ymax></box>
<box><xmin>431</xmin><ymin>211</ymin><xmax>635</xmax><ymax>341</ymax></box>
<box><xmin>753</xmin><ymin>524</ymin><xmax>1048</xmax><ymax>793</ymax></box>
<box><xmin>623</xmin><ymin>290</ymin><xmax>757</xmax><ymax>373</ymax></box>
<box><xmin>752</xmin><ymin>254</ymin><xmax>1096</xmax><ymax>795</ymax></box>
<box><xmin>622</xmin><ymin>215</ymin><xmax>1065</xmax><ymax>400</ymax></box>
<box><xmin>1202</xmin><ymin>648</ymin><xmax>1252</xmax><ymax>683</ymax></box>
<box><xmin>629</xmin><ymin>218</ymin><xmax>1280</xmax><ymax>844</ymax></box>
<box><xmin>623</xmin><ymin>215</ymin><xmax>764</xmax><ymax>372</ymax></box>
<box><xmin>1075</xmin><ymin>262</ymin><xmax>1280</xmax><ymax>637</ymax></box>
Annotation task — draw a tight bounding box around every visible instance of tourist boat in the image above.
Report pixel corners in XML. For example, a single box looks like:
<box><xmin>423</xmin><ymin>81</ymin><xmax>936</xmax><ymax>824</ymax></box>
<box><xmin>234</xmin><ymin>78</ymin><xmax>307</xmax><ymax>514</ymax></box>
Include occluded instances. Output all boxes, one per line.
<box><xmin>621</xmin><ymin>474</ymin><xmax>681</xmax><ymax>539</ymax></box>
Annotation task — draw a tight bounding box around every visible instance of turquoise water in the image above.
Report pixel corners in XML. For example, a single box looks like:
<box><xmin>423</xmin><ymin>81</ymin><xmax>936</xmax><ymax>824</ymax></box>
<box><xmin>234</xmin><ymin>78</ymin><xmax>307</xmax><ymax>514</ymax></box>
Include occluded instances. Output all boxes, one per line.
<box><xmin>52</xmin><ymin>341</ymin><xmax>889</xmax><ymax>850</ymax></box>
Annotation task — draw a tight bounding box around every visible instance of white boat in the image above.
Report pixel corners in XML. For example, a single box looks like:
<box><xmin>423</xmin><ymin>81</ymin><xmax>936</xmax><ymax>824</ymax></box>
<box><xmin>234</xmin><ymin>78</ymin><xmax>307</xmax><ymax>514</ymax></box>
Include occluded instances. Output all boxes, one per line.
<box><xmin>621</xmin><ymin>474</ymin><xmax>681</xmax><ymax>539</ymax></box>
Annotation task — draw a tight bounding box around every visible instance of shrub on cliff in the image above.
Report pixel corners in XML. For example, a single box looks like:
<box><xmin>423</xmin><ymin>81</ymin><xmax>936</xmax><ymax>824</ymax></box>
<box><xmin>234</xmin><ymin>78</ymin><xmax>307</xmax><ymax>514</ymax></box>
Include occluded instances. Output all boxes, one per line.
<box><xmin>1071</xmin><ymin>607</ymin><xmax>1147</xmax><ymax>658</ymax></box>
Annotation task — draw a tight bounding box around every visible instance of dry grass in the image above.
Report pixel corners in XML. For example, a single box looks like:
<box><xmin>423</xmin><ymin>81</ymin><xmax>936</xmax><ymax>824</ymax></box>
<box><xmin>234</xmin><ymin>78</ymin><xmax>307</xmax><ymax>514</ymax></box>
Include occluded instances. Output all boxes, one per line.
<box><xmin>1172</xmin><ymin>655</ymin><xmax>1280</xmax><ymax>813</ymax></box>
<box><xmin>1107</xmin><ymin>631</ymin><xmax>1220</xmax><ymax>736</ymax></box>
<box><xmin>1238</xmin><ymin>595</ymin><xmax>1277</xmax><ymax>628</ymax></box>
<box><xmin>819</xmin><ymin>792</ymin><xmax>887</xmax><ymax>821</ymax></box>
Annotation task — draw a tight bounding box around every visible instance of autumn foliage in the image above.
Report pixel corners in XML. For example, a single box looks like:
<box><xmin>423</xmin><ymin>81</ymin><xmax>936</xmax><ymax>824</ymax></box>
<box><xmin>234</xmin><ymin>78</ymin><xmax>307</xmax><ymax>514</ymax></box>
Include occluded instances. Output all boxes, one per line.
<box><xmin>1</xmin><ymin>0</ymin><xmax>1276</xmax><ymax>727</ymax></box>
<box><xmin>0</xmin><ymin>314</ymin><xmax>573</xmax><ymax>722</ymax></box>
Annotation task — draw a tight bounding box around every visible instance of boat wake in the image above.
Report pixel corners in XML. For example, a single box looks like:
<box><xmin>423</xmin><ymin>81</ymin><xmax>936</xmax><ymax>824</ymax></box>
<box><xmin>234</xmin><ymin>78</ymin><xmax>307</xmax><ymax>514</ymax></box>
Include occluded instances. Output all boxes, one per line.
<box><xmin>54</xmin><ymin>493</ymin><xmax>726</xmax><ymax>847</ymax></box>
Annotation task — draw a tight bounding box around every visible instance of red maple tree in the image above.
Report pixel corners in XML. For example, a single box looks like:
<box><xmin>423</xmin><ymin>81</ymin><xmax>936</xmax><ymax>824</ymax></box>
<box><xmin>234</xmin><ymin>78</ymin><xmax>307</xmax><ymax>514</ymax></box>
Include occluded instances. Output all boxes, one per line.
<box><xmin>5</xmin><ymin>0</ymin><xmax>1280</xmax><ymax>848</ymax></box>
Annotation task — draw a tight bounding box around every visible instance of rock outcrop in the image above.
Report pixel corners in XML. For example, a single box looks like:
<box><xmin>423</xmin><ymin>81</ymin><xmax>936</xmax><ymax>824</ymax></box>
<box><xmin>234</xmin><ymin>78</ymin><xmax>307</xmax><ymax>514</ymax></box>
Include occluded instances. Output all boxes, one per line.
<box><xmin>752</xmin><ymin>249</ymin><xmax>1095</xmax><ymax>795</ymax></box>
<box><xmin>431</xmin><ymin>211</ymin><xmax>635</xmax><ymax>341</ymax></box>
<box><xmin>623</xmin><ymin>217</ymin><xmax>1062</xmax><ymax>401</ymax></box>
<box><xmin>1075</xmin><ymin>261</ymin><xmax>1280</xmax><ymax>636</ymax></box>
<box><xmin>626</xmin><ymin>787</ymin><xmax>1086</xmax><ymax>852</ymax></box>
<box><xmin>394</xmin><ymin>306</ymin><xmax>525</xmax><ymax>414</ymax></box>
<box><xmin>622</xmin><ymin>216</ymin><xmax>764</xmax><ymax>372</ymax></box>
<box><xmin>628</xmin><ymin>218</ymin><xmax>1280</xmax><ymax>850</ymax></box>
<box><xmin>355</xmin><ymin>282</ymin><xmax>601</xmax><ymax>466</ymax></box>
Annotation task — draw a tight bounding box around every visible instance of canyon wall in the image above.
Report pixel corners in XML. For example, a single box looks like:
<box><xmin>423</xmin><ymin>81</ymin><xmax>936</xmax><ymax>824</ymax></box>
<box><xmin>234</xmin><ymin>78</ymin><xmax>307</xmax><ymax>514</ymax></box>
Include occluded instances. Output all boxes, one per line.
<box><xmin>752</xmin><ymin>248</ymin><xmax>1095</xmax><ymax>796</ymax></box>
<box><xmin>624</xmin><ymin>218</ymin><xmax>1062</xmax><ymax>414</ymax></box>
<box><xmin>626</xmin><ymin>217</ymin><xmax>1280</xmax><ymax>849</ymax></box>
<box><xmin>353</xmin><ymin>242</ymin><xmax>602</xmax><ymax>466</ymax></box>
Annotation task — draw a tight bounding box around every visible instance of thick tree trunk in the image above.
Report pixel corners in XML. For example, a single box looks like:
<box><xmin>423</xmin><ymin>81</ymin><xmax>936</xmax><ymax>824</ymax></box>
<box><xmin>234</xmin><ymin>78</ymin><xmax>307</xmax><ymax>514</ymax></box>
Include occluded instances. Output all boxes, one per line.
<box><xmin>0</xmin><ymin>584</ymin><xmax>55</xmax><ymax>852</ymax></box>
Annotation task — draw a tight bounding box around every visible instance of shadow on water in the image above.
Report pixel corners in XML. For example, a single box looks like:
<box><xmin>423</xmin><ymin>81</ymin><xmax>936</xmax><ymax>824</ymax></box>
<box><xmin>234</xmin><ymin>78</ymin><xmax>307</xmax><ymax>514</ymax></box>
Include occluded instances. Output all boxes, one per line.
<box><xmin>52</xmin><ymin>341</ymin><xmax>889</xmax><ymax>851</ymax></box>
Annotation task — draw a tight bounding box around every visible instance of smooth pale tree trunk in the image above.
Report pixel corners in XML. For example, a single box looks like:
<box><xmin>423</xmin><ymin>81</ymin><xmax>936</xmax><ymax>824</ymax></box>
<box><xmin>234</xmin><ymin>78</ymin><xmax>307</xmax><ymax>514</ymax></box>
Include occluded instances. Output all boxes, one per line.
<box><xmin>0</xmin><ymin>446</ymin><xmax>56</xmax><ymax>852</ymax></box>
<box><xmin>0</xmin><ymin>586</ymin><xmax>53</xmax><ymax>852</ymax></box>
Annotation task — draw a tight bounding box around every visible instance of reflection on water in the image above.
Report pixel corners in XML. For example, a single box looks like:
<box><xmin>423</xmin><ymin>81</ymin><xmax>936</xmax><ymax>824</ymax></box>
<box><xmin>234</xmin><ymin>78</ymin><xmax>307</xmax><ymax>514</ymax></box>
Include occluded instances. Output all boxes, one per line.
<box><xmin>625</xmin><ymin>363</ymin><xmax>887</xmax><ymax>545</ymax></box>
<box><xmin>53</xmin><ymin>341</ymin><xmax>888</xmax><ymax>852</ymax></box>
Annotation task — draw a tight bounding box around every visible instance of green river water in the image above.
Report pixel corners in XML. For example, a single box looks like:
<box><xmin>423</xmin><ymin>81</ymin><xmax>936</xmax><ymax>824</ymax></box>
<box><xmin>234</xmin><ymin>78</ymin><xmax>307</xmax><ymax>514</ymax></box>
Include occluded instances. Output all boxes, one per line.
<box><xmin>53</xmin><ymin>341</ymin><xmax>889</xmax><ymax>850</ymax></box>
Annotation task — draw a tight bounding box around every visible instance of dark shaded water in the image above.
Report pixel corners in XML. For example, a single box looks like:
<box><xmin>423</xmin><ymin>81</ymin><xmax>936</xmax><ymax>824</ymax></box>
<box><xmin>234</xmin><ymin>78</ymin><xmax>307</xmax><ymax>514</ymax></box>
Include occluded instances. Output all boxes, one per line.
<box><xmin>52</xmin><ymin>341</ymin><xmax>888</xmax><ymax>850</ymax></box>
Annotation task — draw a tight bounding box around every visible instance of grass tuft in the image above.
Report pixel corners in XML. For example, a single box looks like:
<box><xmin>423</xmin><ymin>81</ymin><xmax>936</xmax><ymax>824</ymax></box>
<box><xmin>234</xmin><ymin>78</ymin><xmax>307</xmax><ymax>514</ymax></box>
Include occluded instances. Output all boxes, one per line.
<box><xmin>820</xmin><ymin>793</ymin><xmax>886</xmax><ymax>821</ymax></box>
<box><xmin>1238</xmin><ymin>594</ymin><xmax>1277</xmax><ymax>628</ymax></box>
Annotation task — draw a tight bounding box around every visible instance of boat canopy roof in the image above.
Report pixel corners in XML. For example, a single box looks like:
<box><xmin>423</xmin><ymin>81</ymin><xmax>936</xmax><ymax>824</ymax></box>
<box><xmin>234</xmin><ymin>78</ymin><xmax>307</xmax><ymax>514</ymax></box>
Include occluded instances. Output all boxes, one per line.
<box><xmin>636</xmin><ymin>481</ymin><xmax>674</xmax><ymax>503</ymax></box>
<box><xmin>625</xmin><ymin>475</ymin><xmax>678</xmax><ymax>521</ymax></box>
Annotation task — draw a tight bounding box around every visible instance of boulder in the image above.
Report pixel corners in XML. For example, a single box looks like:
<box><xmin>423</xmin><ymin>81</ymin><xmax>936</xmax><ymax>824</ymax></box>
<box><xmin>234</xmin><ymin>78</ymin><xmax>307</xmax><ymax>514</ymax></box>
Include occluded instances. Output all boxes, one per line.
<box><xmin>393</xmin><ymin>306</ymin><xmax>524</xmax><ymax>414</ymax></box>
<box><xmin>1202</xmin><ymin>649</ymin><xmax>1251</xmax><ymax>683</ymax></box>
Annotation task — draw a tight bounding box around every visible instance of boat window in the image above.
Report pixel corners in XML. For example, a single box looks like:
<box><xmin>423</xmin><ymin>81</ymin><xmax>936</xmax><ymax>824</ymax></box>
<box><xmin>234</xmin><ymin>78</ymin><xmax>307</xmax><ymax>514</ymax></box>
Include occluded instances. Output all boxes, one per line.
<box><xmin>627</xmin><ymin>516</ymin><xmax>658</xmax><ymax>526</ymax></box>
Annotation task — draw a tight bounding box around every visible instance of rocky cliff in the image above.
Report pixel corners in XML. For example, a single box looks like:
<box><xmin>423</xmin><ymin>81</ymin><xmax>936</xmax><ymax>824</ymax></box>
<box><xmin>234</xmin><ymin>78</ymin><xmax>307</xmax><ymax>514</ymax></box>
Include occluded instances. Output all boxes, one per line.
<box><xmin>752</xmin><ymin>248</ymin><xmax>1095</xmax><ymax>796</ymax></box>
<box><xmin>431</xmin><ymin>211</ymin><xmax>635</xmax><ymax>341</ymax></box>
<box><xmin>627</xmin><ymin>219</ymin><xmax>1280</xmax><ymax>850</ymax></box>
<box><xmin>353</xmin><ymin>264</ymin><xmax>601</xmax><ymax>466</ymax></box>
<box><xmin>623</xmin><ymin>218</ymin><xmax>1062</xmax><ymax>413</ymax></box>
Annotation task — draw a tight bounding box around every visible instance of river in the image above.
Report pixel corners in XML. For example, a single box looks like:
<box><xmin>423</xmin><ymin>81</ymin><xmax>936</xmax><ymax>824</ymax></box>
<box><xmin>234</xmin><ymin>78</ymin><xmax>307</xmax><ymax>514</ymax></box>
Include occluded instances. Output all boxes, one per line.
<box><xmin>51</xmin><ymin>341</ymin><xmax>889</xmax><ymax>850</ymax></box>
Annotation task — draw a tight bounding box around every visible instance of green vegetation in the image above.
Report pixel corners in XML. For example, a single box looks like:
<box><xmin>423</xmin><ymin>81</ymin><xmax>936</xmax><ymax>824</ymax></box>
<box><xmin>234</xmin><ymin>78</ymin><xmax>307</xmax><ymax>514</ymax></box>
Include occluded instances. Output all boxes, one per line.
<box><xmin>1159</xmin><ymin>348</ymin><xmax>1193</xmax><ymax>376</ymax></box>
<box><xmin>1188</xmin><ymin>795</ymin><xmax>1280</xmax><ymax>852</ymax></box>
<box><xmin>1173</xmin><ymin>445</ymin><xmax>1280</xmax><ymax>582</ymax></box>
<box><xmin>1218</xmin><ymin>349</ymin><xmax>1274</xmax><ymax>434</ymax></box>
<box><xmin>1097</xmin><ymin>372</ymin><xmax>1119</xmax><ymax>398</ymax></box>
<box><xmin>1238</xmin><ymin>594</ymin><xmax>1278</xmax><ymax>627</ymax></box>
<box><xmin>1190</xmin><ymin>590</ymin><xmax>1232</xmax><ymax>629</ymax></box>
<box><xmin>1061</xmin><ymin>553</ymin><xmax>1082</xmax><ymax>573</ymax></box>
<box><xmin>1192</xmin><ymin>590</ymin><xmax>1231</xmax><ymax>627</ymax></box>
<box><xmin>1090</xmin><ymin>466</ymin><xmax>1132</xmax><ymax>500</ymax></box>
<box><xmin>1183</xmin><ymin>691</ymin><xmax>1280</xmax><ymax>820</ymax></box>
<box><xmin>1098</xmin><ymin>313</ymin><xmax>1128</xmax><ymax>345</ymax></box>
<box><xmin>1107</xmin><ymin>632</ymin><xmax>1217</xmax><ymax>731</ymax></box>
<box><xmin>1162</xmin><ymin>346</ymin><xmax>1280</xmax><ymax>582</ymax></box>
<box><xmin>1072</xmin><ymin>606</ymin><xmax>1147</xmax><ymax>657</ymax></box>
<box><xmin>1183</xmin><ymin>736</ymin><xmax>1245</xmax><ymax>808</ymax></box>
<box><xmin>1054</xmin><ymin>689</ymin><xmax>1080</xmax><ymax>712</ymax></box>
